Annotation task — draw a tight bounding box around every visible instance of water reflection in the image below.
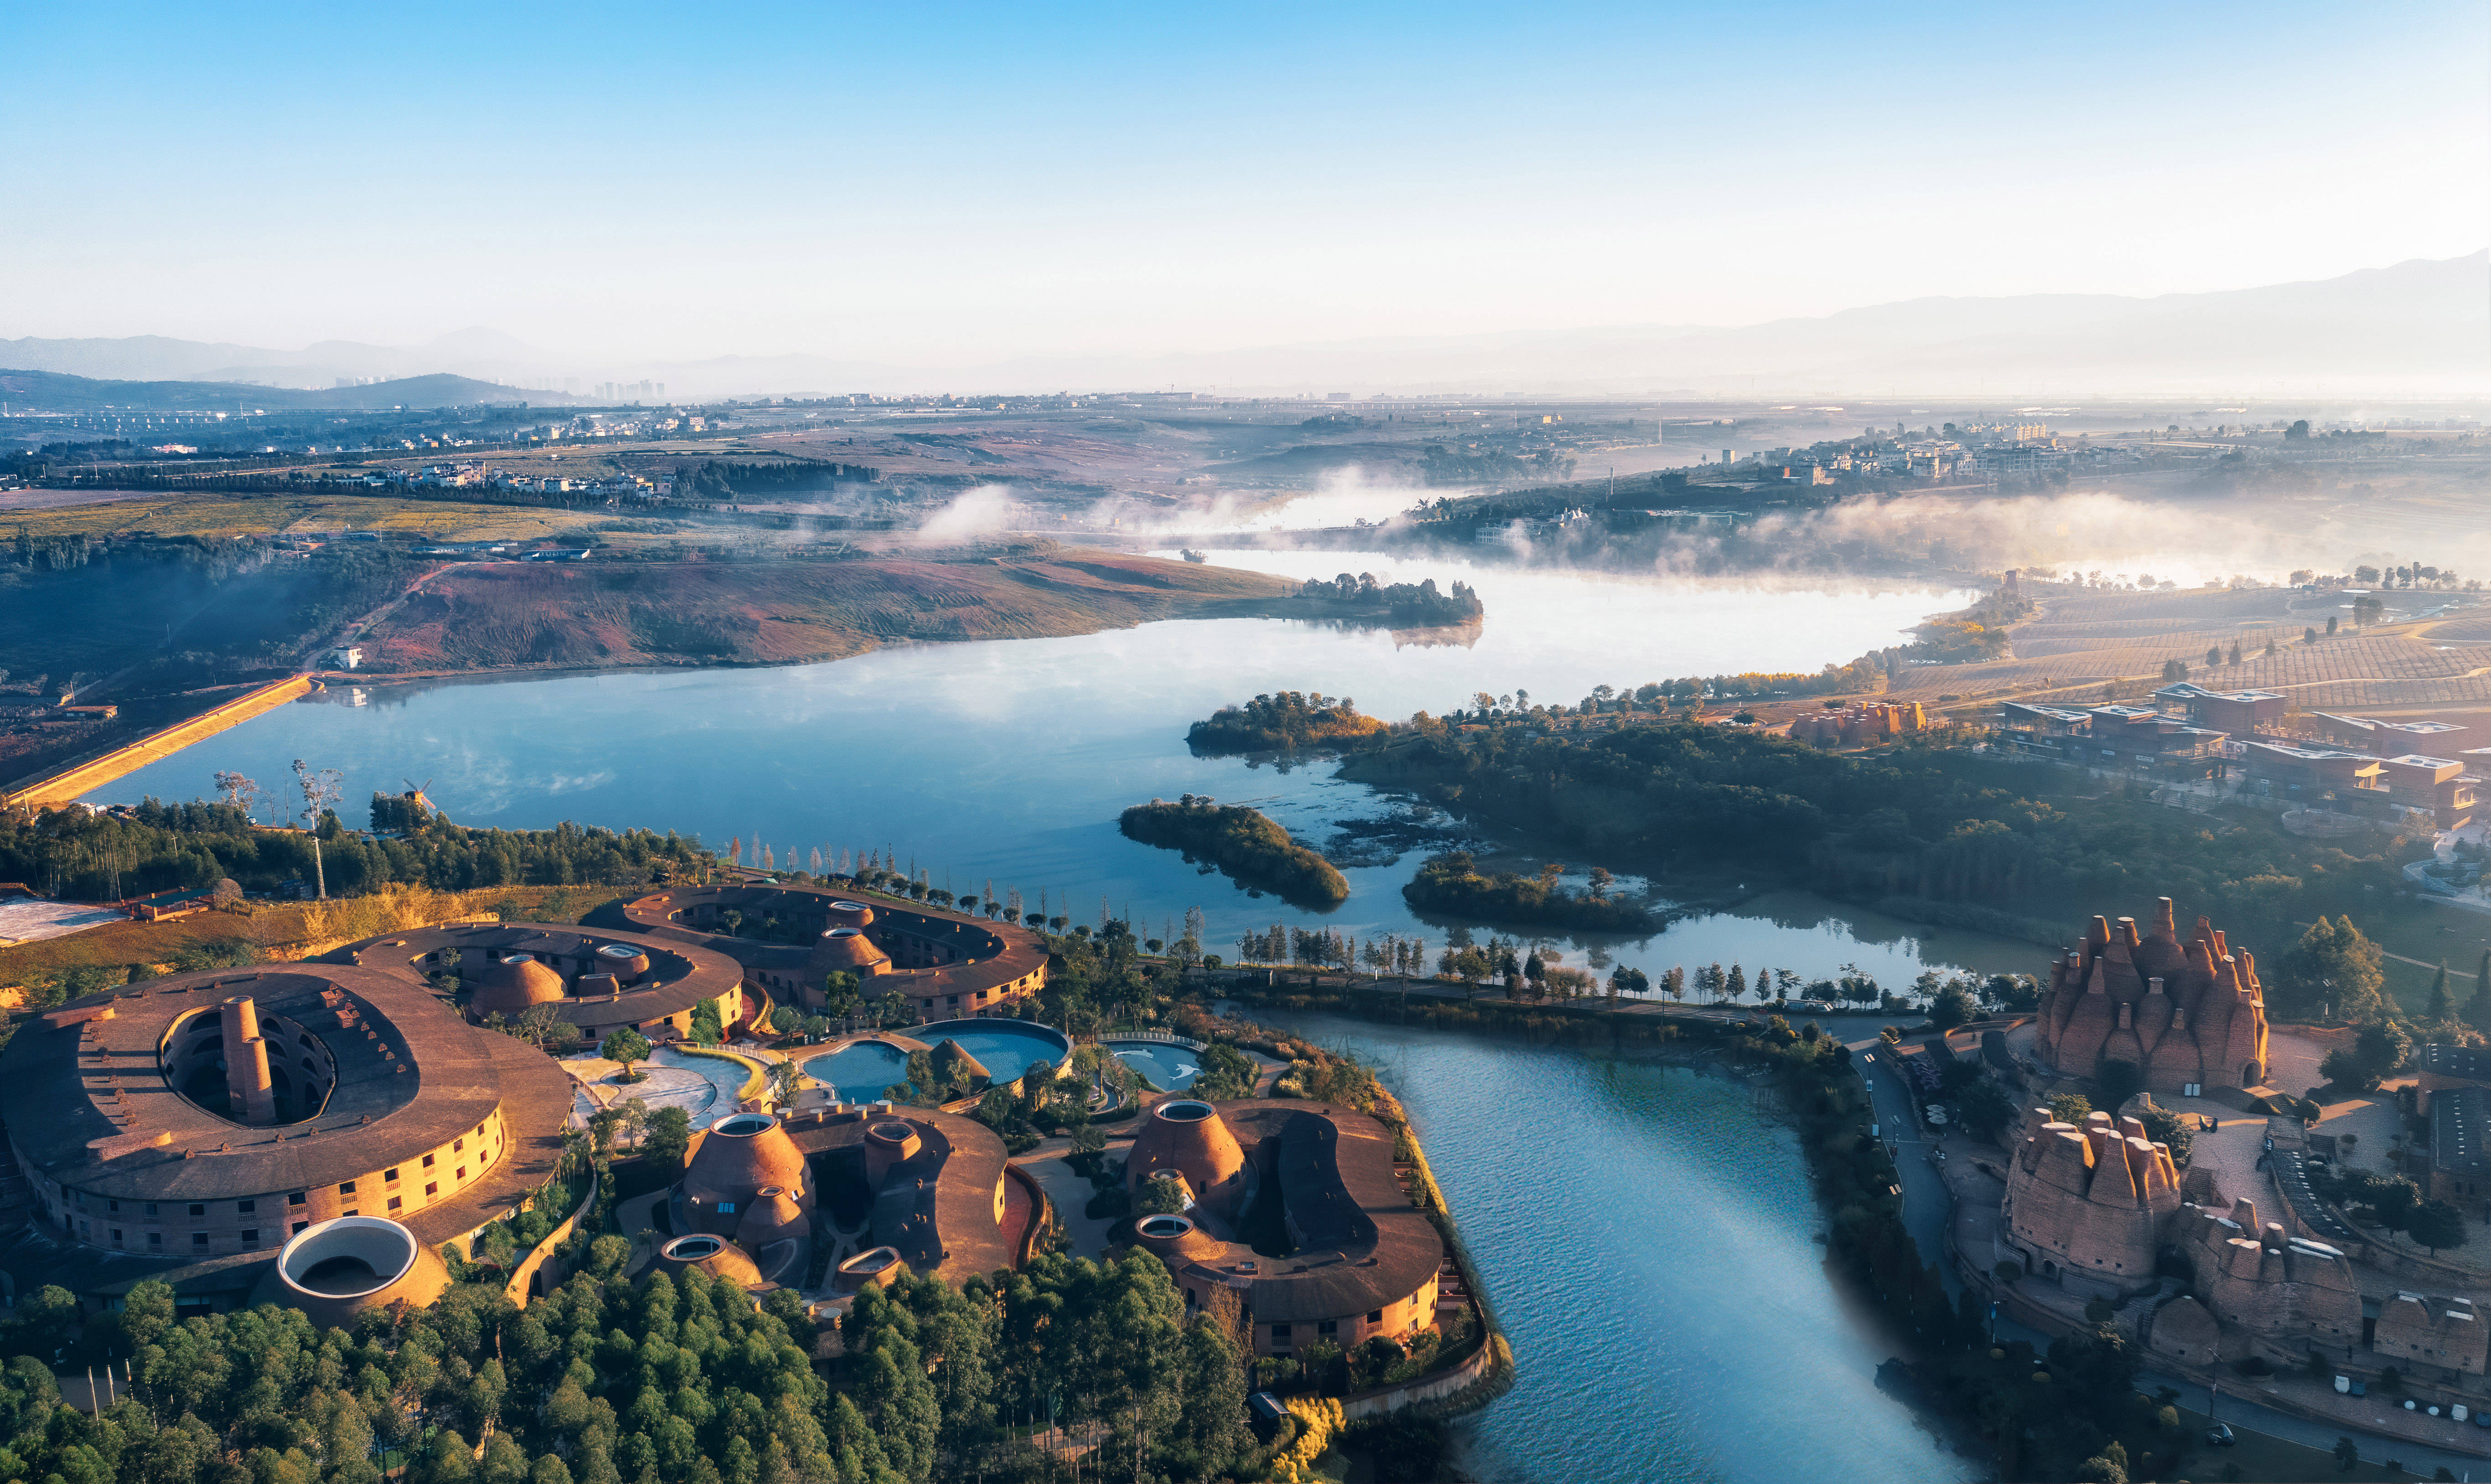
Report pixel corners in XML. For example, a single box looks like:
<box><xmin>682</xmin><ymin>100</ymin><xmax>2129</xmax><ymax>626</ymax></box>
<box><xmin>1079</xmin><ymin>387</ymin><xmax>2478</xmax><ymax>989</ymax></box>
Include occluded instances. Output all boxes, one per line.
<box><xmin>1262</xmin><ymin>1010</ymin><xmax>1974</xmax><ymax>1484</ymax></box>
<box><xmin>88</xmin><ymin>563</ymin><xmax>2017</xmax><ymax>989</ymax></box>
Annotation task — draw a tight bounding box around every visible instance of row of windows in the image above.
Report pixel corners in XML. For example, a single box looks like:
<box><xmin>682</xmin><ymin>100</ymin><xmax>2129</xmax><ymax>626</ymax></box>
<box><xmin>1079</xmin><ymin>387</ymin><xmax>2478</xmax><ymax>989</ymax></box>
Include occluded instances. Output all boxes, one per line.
<box><xmin>52</xmin><ymin>1121</ymin><xmax>496</xmax><ymax>1247</ymax></box>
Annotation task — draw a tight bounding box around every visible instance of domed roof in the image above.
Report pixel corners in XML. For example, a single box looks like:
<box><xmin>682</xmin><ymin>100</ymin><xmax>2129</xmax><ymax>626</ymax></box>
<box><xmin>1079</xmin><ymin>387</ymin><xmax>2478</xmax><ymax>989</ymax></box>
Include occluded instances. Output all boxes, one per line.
<box><xmin>863</xmin><ymin>1118</ymin><xmax>924</xmax><ymax>1189</ymax></box>
<box><xmin>254</xmin><ymin>1216</ymin><xmax>452</xmax><ymax>1329</ymax></box>
<box><xmin>735</xmin><ymin>1185</ymin><xmax>810</xmax><ymax>1251</ymax></box>
<box><xmin>807</xmin><ymin>927</ymin><xmax>890</xmax><ymax>974</ymax></box>
<box><xmin>686</xmin><ymin>1113</ymin><xmax>809</xmax><ymax>1211</ymax></box>
<box><xmin>471</xmin><ymin>954</ymin><xmax>565</xmax><ymax>1018</ymax></box>
<box><xmin>1126</xmin><ymin>1098</ymin><xmax>1245</xmax><ymax>1202</ymax></box>
<box><xmin>657</xmin><ymin>1233</ymin><xmax>764</xmax><ymax>1288</ymax></box>
<box><xmin>826</xmin><ymin>899</ymin><xmax>876</xmax><ymax>929</ymax></box>
<box><xmin>930</xmin><ymin>1038</ymin><xmax>993</xmax><ymax>1082</ymax></box>
<box><xmin>836</xmin><ymin>1244</ymin><xmax>909</xmax><ymax>1292</ymax></box>
<box><xmin>1133</xmin><ymin>1211</ymin><xmax>1222</xmax><ymax>1264</ymax></box>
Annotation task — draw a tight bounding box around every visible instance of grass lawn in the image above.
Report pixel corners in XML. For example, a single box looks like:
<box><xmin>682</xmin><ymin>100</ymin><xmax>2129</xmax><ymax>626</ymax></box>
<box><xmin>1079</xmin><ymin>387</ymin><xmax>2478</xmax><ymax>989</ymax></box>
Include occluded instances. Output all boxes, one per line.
<box><xmin>8</xmin><ymin>491</ymin><xmax>609</xmax><ymax>544</ymax></box>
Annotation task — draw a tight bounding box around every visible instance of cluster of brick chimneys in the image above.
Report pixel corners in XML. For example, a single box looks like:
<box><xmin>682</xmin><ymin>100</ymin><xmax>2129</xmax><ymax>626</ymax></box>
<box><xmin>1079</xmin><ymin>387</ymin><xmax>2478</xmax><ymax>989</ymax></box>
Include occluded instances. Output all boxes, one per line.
<box><xmin>2021</xmin><ymin>1110</ymin><xmax>2183</xmax><ymax>1206</ymax></box>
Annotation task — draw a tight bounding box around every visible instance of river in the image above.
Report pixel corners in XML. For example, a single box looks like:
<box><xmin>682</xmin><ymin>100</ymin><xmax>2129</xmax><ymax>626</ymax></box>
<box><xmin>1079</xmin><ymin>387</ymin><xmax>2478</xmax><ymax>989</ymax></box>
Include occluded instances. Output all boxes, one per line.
<box><xmin>85</xmin><ymin>548</ymin><xmax>2004</xmax><ymax>1480</ymax></box>
<box><xmin>83</xmin><ymin>549</ymin><xmax>2030</xmax><ymax>993</ymax></box>
<box><xmin>1259</xmin><ymin>1008</ymin><xmax>1974</xmax><ymax>1484</ymax></box>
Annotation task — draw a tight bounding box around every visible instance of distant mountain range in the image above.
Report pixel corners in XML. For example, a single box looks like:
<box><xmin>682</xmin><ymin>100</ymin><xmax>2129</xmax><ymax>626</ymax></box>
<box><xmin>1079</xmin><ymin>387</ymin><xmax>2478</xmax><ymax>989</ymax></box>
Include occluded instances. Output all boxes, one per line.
<box><xmin>6</xmin><ymin>252</ymin><xmax>2483</xmax><ymax>399</ymax></box>
<box><xmin>0</xmin><ymin>368</ymin><xmax>572</xmax><ymax>414</ymax></box>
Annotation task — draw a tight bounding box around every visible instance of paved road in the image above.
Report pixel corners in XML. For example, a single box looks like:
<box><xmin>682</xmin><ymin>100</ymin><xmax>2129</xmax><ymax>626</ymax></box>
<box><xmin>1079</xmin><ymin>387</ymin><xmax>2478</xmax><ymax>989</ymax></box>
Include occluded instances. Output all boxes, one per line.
<box><xmin>1852</xmin><ymin>1038</ymin><xmax>1962</xmax><ymax>1298</ymax></box>
<box><xmin>1855</xmin><ymin>1036</ymin><xmax>2491</xmax><ymax>1475</ymax></box>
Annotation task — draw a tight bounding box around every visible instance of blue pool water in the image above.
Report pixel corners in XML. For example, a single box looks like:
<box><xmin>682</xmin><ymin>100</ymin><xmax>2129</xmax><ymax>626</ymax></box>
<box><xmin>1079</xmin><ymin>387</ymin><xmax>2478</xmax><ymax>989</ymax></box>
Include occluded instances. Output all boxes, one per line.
<box><xmin>1104</xmin><ymin>1040</ymin><xmax>1201</xmax><ymax>1090</ymax></box>
<box><xmin>805</xmin><ymin>1020</ymin><xmax>1071</xmax><ymax>1100</ymax></box>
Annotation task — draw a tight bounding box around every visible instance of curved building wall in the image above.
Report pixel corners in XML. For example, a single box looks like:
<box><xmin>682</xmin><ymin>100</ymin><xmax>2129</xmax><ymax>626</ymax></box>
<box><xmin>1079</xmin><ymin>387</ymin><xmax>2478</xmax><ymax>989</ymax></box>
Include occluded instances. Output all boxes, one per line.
<box><xmin>1</xmin><ymin>967</ymin><xmax>538</xmax><ymax>1260</ymax></box>
<box><xmin>622</xmin><ymin>884</ymin><xmax>1050</xmax><ymax>1020</ymax></box>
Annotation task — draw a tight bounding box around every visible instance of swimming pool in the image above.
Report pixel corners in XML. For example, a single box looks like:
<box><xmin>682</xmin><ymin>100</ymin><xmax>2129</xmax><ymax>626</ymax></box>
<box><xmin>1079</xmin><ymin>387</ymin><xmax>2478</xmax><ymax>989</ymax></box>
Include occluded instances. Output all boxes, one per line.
<box><xmin>1103</xmin><ymin>1040</ymin><xmax>1202</xmax><ymax>1091</ymax></box>
<box><xmin>803</xmin><ymin>1020</ymin><xmax>1071</xmax><ymax>1102</ymax></box>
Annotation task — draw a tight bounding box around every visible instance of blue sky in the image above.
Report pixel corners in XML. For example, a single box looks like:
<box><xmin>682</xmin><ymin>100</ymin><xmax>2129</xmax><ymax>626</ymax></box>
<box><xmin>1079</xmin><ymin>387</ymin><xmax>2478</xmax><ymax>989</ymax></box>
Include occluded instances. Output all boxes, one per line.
<box><xmin>4</xmin><ymin>1</ymin><xmax>2485</xmax><ymax>362</ymax></box>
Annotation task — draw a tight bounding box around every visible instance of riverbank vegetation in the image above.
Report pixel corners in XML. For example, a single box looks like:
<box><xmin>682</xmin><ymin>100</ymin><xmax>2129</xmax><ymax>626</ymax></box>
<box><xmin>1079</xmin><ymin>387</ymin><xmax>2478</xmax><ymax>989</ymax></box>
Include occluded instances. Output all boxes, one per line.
<box><xmin>1119</xmin><ymin>797</ymin><xmax>1349</xmax><ymax>908</ymax></box>
<box><xmin>0</xmin><ymin>796</ymin><xmax>712</xmax><ymax>907</ymax></box>
<box><xmin>1402</xmin><ymin>850</ymin><xmax>1653</xmax><ymax>932</ymax></box>
<box><xmin>1186</xmin><ymin>691</ymin><xmax>1389</xmax><ymax>754</ymax></box>
<box><xmin>1339</xmin><ymin>718</ymin><xmax>2412</xmax><ymax>954</ymax></box>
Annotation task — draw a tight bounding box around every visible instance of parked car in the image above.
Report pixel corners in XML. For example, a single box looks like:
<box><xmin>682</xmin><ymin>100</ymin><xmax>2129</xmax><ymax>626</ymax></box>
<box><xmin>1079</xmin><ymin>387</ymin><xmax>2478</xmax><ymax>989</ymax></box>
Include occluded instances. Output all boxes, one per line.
<box><xmin>2204</xmin><ymin>1423</ymin><xmax>2235</xmax><ymax>1448</ymax></box>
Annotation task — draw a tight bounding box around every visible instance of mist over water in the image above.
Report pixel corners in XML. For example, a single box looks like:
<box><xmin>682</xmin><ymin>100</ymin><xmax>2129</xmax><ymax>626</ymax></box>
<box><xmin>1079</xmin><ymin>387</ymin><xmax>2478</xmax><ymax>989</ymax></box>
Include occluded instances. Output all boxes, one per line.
<box><xmin>86</xmin><ymin>562</ymin><xmax>2024</xmax><ymax>993</ymax></box>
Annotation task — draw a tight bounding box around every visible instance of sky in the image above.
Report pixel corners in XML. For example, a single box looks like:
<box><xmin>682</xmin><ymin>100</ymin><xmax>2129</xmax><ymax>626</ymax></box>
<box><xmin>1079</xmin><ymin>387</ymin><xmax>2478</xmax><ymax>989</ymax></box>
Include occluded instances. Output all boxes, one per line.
<box><xmin>3</xmin><ymin>0</ymin><xmax>2487</xmax><ymax>366</ymax></box>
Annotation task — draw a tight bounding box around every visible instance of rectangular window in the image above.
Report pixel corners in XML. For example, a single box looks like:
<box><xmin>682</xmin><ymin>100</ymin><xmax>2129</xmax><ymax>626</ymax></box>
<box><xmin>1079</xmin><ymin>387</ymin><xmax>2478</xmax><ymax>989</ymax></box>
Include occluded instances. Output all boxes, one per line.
<box><xmin>423</xmin><ymin>1154</ymin><xmax>436</xmax><ymax>1169</ymax></box>
<box><xmin>108</xmin><ymin>1200</ymin><xmax>119</xmax><ymax>1213</ymax></box>
<box><xmin>1270</xmin><ymin>1324</ymin><xmax>1292</xmax><ymax>1340</ymax></box>
<box><xmin>143</xmin><ymin>1202</ymin><xmax>158</xmax><ymax>1216</ymax></box>
<box><xmin>384</xmin><ymin>1169</ymin><xmax>398</xmax><ymax>1183</ymax></box>
<box><xmin>241</xmin><ymin>1231</ymin><xmax>258</xmax><ymax>1247</ymax></box>
<box><xmin>192</xmin><ymin>1233</ymin><xmax>208</xmax><ymax>1249</ymax></box>
<box><xmin>291</xmin><ymin>1221</ymin><xmax>309</xmax><ymax>1236</ymax></box>
<box><xmin>477</xmin><ymin>1123</ymin><xmax>486</xmax><ymax>1138</ymax></box>
<box><xmin>453</xmin><ymin>1138</ymin><xmax>464</xmax><ymax>1154</ymax></box>
<box><xmin>147</xmin><ymin>1232</ymin><xmax>161</xmax><ymax>1247</ymax></box>
<box><xmin>455</xmin><ymin>1167</ymin><xmax>466</xmax><ymax>1180</ymax></box>
<box><xmin>338</xmin><ymin>1181</ymin><xmax>356</xmax><ymax>1196</ymax></box>
<box><xmin>1367</xmin><ymin>1310</ymin><xmax>1383</xmax><ymax>1324</ymax></box>
<box><xmin>425</xmin><ymin>1182</ymin><xmax>438</xmax><ymax>1197</ymax></box>
<box><xmin>341</xmin><ymin>1209</ymin><xmax>358</xmax><ymax>1218</ymax></box>
<box><xmin>1317</xmin><ymin>1320</ymin><xmax>1337</xmax><ymax>1336</ymax></box>
<box><xmin>288</xmin><ymin>1191</ymin><xmax>306</xmax><ymax>1206</ymax></box>
<box><xmin>188</xmin><ymin>1203</ymin><xmax>205</xmax><ymax>1217</ymax></box>
<box><xmin>387</xmin><ymin>1196</ymin><xmax>402</xmax><ymax>1211</ymax></box>
<box><xmin>238</xmin><ymin>1199</ymin><xmax>254</xmax><ymax>1214</ymax></box>
<box><xmin>110</xmin><ymin>1229</ymin><xmax>122</xmax><ymax>1243</ymax></box>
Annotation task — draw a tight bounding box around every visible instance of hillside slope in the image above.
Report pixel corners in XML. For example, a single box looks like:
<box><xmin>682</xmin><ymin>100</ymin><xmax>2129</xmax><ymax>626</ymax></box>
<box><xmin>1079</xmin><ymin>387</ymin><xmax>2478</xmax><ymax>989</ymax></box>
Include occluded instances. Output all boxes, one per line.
<box><xmin>359</xmin><ymin>549</ymin><xmax>1297</xmax><ymax>672</ymax></box>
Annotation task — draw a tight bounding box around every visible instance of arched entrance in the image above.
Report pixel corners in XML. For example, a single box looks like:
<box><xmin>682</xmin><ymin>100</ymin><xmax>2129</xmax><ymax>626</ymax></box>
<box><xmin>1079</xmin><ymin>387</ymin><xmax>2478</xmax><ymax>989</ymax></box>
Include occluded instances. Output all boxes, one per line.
<box><xmin>2242</xmin><ymin>1061</ymin><xmax>2262</xmax><ymax>1086</ymax></box>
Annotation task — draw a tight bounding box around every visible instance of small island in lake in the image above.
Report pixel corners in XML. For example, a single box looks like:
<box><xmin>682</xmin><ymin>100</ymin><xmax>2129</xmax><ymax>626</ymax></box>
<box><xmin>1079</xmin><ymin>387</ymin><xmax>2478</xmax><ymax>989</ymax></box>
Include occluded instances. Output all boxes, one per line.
<box><xmin>1292</xmin><ymin>571</ymin><xmax>1483</xmax><ymax>624</ymax></box>
<box><xmin>1402</xmin><ymin>849</ymin><xmax>1654</xmax><ymax>932</ymax></box>
<box><xmin>1119</xmin><ymin>794</ymin><xmax>1351</xmax><ymax>907</ymax></box>
<box><xmin>1187</xmin><ymin>690</ymin><xmax>1390</xmax><ymax>755</ymax></box>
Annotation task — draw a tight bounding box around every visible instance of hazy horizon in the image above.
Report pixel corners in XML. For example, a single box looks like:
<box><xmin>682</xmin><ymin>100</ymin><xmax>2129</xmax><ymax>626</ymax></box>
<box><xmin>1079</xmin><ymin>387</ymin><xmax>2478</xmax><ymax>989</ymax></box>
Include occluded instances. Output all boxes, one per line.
<box><xmin>8</xmin><ymin>0</ymin><xmax>2488</xmax><ymax>385</ymax></box>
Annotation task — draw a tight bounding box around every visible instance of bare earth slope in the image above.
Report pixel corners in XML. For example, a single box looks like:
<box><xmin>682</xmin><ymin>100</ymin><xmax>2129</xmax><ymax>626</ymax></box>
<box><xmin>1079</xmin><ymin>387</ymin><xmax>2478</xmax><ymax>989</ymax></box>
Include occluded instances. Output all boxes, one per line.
<box><xmin>360</xmin><ymin>549</ymin><xmax>1296</xmax><ymax>672</ymax></box>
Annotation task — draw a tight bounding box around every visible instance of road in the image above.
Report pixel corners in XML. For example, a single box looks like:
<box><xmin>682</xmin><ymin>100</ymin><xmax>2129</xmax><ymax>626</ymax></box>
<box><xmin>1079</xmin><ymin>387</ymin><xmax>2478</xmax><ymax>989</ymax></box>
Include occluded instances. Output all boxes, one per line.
<box><xmin>1857</xmin><ymin>1034</ymin><xmax>2491</xmax><ymax>1477</ymax></box>
<box><xmin>1852</xmin><ymin>1038</ymin><xmax>1963</xmax><ymax>1298</ymax></box>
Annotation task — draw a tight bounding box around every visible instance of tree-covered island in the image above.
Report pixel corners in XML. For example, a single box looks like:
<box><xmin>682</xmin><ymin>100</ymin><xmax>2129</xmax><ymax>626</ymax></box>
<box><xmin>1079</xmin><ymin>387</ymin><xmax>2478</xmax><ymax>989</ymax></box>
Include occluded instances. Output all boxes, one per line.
<box><xmin>1118</xmin><ymin>796</ymin><xmax>1351</xmax><ymax>907</ymax></box>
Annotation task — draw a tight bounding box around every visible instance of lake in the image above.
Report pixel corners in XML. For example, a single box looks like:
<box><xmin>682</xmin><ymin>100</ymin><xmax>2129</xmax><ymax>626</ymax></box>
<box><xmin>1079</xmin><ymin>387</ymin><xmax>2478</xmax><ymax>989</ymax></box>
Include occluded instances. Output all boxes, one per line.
<box><xmin>86</xmin><ymin>549</ymin><xmax>2006</xmax><ymax>1481</ymax></box>
<box><xmin>1257</xmin><ymin>1009</ymin><xmax>1974</xmax><ymax>1484</ymax></box>
<box><xmin>83</xmin><ymin>551</ymin><xmax>2026</xmax><ymax>994</ymax></box>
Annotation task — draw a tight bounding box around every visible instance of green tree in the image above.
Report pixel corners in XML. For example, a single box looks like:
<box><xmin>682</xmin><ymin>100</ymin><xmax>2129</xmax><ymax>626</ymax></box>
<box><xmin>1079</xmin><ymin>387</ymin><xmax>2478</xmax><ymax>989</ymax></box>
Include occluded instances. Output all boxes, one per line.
<box><xmin>2471</xmin><ymin>951</ymin><xmax>2491</xmax><ymax>1032</ymax></box>
<box><xmin>2334</xmin><ymin>1436</ymin><xmax>2360</xmax><ymax>1470</ymax></box>
<box><xmin>1959</xmin><ymin>1078</ymin><xmax>2019</xmax><ymax>1144</ymax></box>
<box><xmin>2408</xmin><ymin>1198</ymin><xmax>2467</xmax><ymax>1254</ymax></box>
<box><xmin>643</xmin><ymin>1104</ymin><xmax>692</xmax><ymax>1169</ymax></box>
<box><xmin>2428</xmin><ymin>962</ymin><xmax>2453</xmax><ymax>1023</ymax></box>
<box><xmin>600</xmin><ymin>1028</ymin><xmax>652</xmax><ymax>1080</ymax></box>
<box><xmin>1930</xmin><ymin>983</ymin><xmax>1978</xmax><ymax>1031</ymax></box>
<box><xmin>820</xmin><ymin>969</ymin><xmax>861</xmax><ymax>1022</ymax></box>
<box><xmin>2048</xmin><ymin>1092</ymin><xmax>2093</xmax><ymax>1124</ymax></box>
<box><xmin>2271</xmin><ymin>916</ymin><xmax>2386</xmax><ymax>1021</ymax></box>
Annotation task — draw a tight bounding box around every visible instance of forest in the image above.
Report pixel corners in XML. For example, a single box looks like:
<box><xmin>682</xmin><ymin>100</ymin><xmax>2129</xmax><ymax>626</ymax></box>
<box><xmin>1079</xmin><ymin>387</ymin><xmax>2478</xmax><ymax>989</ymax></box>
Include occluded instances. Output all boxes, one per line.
<box><xmin>1341</xmin><ymin>719</ymin><xmax>2410</xmax><ymax>948</ymax></box>
<box><xmin>1289</xmin><ymin>573</ymin><xmax>1482</xmax><ymax>625</ymax></box>
<box><xmin>0</xmin><ymin>1241</ymin><xmax>1272</xmax><ymax>1484</ymax></box>
<box><xmin>1401</xmin><ymin>851</ymin><xmax>1652</xmax><ymax>933</ymax></box>
<box><xmin>1118</xmin><ymin>799</ymin><xmax>1349</xmax><ymax>909</ymax></box>
<box><xmin>0</xmin><ymin>797</ymin><xmax>709</xmax><ymax>904</ymax></box>
<box><xmin>1184</xmin><ymin>691</ymin><xmax>1388</xmax><ymax>755</ymax></box>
